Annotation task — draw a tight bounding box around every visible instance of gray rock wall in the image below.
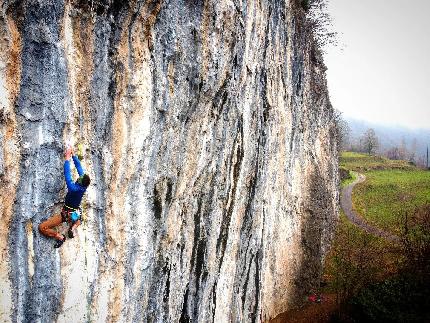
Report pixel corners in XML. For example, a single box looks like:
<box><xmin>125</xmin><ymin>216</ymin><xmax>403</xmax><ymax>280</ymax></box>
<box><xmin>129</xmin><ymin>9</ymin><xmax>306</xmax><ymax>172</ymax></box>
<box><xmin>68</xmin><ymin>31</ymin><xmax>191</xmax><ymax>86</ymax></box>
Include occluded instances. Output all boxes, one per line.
<box><xmin>0</xmin><ymin>0</ymin><xmax>339</xmax><ymax>322</ymax></box>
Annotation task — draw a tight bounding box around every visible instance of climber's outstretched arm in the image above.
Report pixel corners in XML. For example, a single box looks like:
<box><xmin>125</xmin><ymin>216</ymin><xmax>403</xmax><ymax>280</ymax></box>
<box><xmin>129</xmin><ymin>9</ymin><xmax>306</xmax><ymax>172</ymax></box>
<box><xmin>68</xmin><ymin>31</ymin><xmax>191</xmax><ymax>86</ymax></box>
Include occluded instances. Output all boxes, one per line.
<box><xmin>72</xmin><ymin>155</ymin><xmax>85</xmax><ymax>177</ymax></box>
<box><xmin>64</xmin><ymin>148</ymin><xmax>80</xmax><ymax>192</ymax></box>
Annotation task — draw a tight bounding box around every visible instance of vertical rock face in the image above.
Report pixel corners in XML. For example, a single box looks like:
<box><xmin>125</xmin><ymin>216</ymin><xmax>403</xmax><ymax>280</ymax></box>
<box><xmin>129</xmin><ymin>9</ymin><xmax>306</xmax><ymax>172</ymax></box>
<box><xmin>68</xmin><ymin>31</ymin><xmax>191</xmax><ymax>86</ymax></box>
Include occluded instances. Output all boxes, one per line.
<box><xmin>0</xmin><ymin>0</ymin><xmax>339</xmax><ymax>322</ymax></box>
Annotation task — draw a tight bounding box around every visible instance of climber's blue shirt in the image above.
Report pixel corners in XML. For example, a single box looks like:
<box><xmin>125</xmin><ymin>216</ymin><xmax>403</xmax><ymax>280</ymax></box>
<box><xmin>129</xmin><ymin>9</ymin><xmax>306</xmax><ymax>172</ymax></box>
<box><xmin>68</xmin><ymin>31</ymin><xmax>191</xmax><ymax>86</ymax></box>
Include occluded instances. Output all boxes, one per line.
<box><xmin>64</xmin><ymin>155</ymin><xmax>86</xmax><ymax>209</ymax></box>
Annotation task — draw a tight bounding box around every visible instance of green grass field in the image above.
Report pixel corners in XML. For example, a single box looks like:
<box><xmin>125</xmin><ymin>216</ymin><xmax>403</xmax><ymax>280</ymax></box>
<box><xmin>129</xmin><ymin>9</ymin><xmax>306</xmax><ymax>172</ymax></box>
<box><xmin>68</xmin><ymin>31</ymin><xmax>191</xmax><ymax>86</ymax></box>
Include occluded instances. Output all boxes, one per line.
<box><xmin>321</xmin><ymin>152</ymin><xmax>430</xmax><ymax>322</ymax></box>
<box><xmin>340</xmin><ymin>152</ymin><xmax>430</xmax><ymax>234</ymax></box>
<box><xmin>353</xmin><ymin>170</ymin><xmax>430</xmax><ymax>234</ymax></box>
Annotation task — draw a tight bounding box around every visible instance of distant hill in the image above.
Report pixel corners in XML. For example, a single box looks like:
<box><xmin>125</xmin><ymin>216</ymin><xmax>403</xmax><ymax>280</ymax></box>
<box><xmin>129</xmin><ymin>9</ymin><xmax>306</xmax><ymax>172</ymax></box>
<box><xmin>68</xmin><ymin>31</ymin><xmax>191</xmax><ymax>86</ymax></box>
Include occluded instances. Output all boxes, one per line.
<box><xmin>346</xmin><ymin>118</ymin><xmax>430</xmax><ymax>165</ymax></box>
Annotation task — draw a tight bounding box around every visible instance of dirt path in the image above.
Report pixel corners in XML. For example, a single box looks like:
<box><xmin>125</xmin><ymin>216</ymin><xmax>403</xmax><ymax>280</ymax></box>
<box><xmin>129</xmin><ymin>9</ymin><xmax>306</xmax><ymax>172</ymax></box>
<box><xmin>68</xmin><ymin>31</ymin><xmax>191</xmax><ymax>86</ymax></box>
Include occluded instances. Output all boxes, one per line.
<box><xmin>340</xmin><ymin>173</ymin><xmax>399</xmax><ymax>242</ymax></box>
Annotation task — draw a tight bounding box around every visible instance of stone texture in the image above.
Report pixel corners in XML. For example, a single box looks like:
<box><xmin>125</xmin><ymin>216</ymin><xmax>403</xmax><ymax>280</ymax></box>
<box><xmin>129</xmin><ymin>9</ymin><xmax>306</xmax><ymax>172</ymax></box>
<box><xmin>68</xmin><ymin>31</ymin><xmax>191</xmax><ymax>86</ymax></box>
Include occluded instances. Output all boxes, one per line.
<box><xmin>0</xmin><ymin>0</ymin><xmax>339</xmax><ymax>322</ymax></box>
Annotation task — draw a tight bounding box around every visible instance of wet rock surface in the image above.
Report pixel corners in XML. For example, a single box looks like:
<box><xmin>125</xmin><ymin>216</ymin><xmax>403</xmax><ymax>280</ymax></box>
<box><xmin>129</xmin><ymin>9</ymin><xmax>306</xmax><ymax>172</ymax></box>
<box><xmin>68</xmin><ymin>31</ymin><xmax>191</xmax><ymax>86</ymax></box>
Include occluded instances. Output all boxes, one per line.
<box><xmin>0</xmin><ymin>0</ymin><xmax>339</xmax><ymax>322</ymax></box>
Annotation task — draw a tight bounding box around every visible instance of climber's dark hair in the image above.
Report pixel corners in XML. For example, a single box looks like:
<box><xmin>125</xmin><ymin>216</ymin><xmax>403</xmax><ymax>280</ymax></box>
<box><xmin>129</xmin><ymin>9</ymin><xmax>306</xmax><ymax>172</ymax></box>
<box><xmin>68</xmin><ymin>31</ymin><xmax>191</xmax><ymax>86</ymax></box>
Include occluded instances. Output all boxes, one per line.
<box><xmin>79</xmin><ymin>174</ymin><xmax>91</xmax><ymax>187</ymax></box>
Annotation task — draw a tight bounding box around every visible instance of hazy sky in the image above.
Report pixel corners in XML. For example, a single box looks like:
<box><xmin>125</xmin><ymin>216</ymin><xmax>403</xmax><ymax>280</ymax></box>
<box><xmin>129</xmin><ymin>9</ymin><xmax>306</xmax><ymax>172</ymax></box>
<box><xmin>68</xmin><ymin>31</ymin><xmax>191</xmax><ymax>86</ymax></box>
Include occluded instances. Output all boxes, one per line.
<box><xmin>324</xmin><ymin>0</ymin><xmax>430</xmax><ymax>130</ymax></box>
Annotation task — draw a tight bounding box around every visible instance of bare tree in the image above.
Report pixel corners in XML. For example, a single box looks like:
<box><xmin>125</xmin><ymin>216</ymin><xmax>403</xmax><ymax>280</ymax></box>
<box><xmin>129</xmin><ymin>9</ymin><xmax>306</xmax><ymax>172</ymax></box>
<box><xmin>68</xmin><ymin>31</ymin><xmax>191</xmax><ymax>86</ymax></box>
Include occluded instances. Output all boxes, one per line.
<box><xmin>410</xmin><ymin>138</ymin><xmax>418</xmax><ymax>162</ymax></box>
<box><xmin>386</xmin><ymin>146</ymin><xmax>402</xmax><ymax>160</ymax></box>
<box><xmin>399</xmin><ymin>137</ymin><xmax>407</xmax><ymax>160</ymax></box>
<box><xmin>334</xmin><ymin>110</ymin><xmax>351</xmax><ymax>152</ymax></box>
<box><xmin>362</xmin><ymin>128</ymin><xmax>379</xmax><ymax>155</ymax></box>
<box><xmin>301</xmin><ymin>0</ymin><xmax>338</xmax><ymax>50</ymax></box>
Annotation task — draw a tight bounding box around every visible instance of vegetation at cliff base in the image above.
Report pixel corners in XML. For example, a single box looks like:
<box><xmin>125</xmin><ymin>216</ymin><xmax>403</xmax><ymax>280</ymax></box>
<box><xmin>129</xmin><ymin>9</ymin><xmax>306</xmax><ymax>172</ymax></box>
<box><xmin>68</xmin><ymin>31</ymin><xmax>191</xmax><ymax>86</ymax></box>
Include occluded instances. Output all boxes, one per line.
<box><xmin>323</xmin><ymin>151</ymin><xmax>430</xmax><ymax>322</ymax></box>
<box><xmin>324</xmin><ymin>211</ymin><xmax>397</xmax><ymax>299</ymax></box>
<box><xmin>347</xmin><ymin>202</ymin><xmax>430</xmax><ymax>323</ymax></box>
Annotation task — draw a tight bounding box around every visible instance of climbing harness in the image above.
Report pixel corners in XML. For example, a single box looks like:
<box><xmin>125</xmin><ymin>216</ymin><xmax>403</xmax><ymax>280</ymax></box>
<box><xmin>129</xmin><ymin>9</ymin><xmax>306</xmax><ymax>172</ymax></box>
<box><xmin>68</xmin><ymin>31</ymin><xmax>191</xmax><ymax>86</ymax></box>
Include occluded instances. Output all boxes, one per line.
<box><xmin>71</xmin><ymin>210</ymin><xmax>81</xmax><ymax>222</ymax></box>
<box><xmin>60</xmin><ymin>205</ymin><xmax>82</xmax><ymax>224</ymax></box>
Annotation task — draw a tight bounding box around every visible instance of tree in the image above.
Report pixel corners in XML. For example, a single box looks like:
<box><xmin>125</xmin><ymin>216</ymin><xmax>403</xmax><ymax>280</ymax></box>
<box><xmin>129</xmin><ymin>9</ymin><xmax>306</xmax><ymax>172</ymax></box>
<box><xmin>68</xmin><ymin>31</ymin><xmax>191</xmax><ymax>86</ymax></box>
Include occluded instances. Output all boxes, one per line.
<box><xmin>334</xmin><ymin>110</ymin><xmax>351</xmax><ymax>152</ymax></box>
<box><xmin>362</xmin><ymin>128</ymin><xmax>379</xmax><ymax>155</ymax></box>
<box><xmin>410</xmin><ymin>138</ymin><xmax>418</xmax><ymax>162</ymax></box>
<box><xmin>399</xmin><ymin>137</ymin><xmax>407</xmax><ymax>160</ymax></box>
<box><xmin>300</xmin><ymin>0</ymin><xmax>338</xmax><ymax>50</ymax></box>
<box><xmin>386</xmin><ymin>146</ymin><xmax>402</xmax><ymax>160</ymax></box>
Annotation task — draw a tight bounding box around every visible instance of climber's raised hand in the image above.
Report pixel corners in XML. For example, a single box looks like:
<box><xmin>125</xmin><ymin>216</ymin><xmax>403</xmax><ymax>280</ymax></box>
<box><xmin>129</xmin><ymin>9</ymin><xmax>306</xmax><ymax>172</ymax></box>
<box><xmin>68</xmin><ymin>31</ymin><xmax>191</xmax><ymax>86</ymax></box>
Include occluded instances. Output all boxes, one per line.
<box><xmin>65</xmin><ymin>147</ymin><xmax>72</xmax><ymax>160</ymax></box>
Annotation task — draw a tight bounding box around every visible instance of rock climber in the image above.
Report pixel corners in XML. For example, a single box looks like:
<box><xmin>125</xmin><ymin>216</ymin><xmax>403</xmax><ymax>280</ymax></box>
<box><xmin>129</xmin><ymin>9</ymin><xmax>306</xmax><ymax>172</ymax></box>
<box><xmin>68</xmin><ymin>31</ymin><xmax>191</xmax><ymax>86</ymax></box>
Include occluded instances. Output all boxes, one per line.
<box><xmin>38</xmin><ymin>146</ymin><xmax>90</xmax><ymax>248</ymax></box>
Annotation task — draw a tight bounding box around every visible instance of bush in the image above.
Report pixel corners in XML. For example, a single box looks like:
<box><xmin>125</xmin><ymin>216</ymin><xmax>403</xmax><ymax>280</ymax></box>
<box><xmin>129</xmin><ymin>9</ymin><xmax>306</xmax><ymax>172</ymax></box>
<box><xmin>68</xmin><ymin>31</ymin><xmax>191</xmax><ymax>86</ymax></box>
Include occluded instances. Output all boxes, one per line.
<box><xmin>400</xmin><ymin>204</ymin><xmax>430</xmax><ymax>274</ymax></box>
<box><xmin>326</xmin><ymin>216</ymin><xmax>385</xmax><ymax>310</ymax></box>
<box><xmin>350</xmin><ymin>274</ymin><xmax>430</xmax><ymax>323</ymax></box>
<box><xmin>339</xmin><ymin>167</ymin><xmax>351</xmax><ymax>182</ymax></box>
<box><xmin>301</xmin><ymin>0</ymin><xmax>310</xmax><ymax>11</ymax></box>
<box><xmin>346</xmin><ymin>204</ymin><xmax>430</xmax><ymax>322</ymax></box>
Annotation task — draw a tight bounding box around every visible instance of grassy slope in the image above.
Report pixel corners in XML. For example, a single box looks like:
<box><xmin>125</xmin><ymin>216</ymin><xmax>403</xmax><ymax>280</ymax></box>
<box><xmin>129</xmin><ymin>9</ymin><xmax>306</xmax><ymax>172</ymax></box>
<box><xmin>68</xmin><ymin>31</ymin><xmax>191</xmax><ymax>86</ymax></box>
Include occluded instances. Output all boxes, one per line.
<box><xmin>318</xmin><ymin>152</ymin><xmax>429</xmax><ymax>322</ymax></box>
<box><xmin>324</xmin><ymin>209</ymin><xmax>399</xmax><ymax>286</ymax></box>
<box><xmin>340</xmin><ymin>152</ymin><xmax>430</xmax><ymax>234</ymax></box>
<box><xmin>323</xmin><ymin>161</ymin><xmax>400</xmax><ymax>296</ymax></box>
<box><xmin>339</xmin><ymin>151</ymin><xmax>415</xmax><ymax>171</ymax></box>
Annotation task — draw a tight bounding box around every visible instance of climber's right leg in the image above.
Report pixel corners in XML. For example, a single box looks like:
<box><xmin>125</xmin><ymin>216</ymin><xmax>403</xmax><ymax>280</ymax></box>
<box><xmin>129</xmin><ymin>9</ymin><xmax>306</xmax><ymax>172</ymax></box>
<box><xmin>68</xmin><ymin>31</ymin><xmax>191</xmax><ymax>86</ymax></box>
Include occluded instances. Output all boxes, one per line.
<box><xmin>38</xmin><ymin>214</ymin><xmax>64</xmax><ymax>241</ymax></box>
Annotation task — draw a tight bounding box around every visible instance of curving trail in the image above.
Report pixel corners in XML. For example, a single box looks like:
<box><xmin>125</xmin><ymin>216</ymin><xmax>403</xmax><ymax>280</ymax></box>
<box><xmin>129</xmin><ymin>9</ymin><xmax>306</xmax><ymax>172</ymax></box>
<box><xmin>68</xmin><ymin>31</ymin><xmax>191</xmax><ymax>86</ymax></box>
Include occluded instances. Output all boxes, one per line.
<box><xmin>340</xmin><ymin>173</ymin><xmax>400</xmax><ymax>242</ymax></box>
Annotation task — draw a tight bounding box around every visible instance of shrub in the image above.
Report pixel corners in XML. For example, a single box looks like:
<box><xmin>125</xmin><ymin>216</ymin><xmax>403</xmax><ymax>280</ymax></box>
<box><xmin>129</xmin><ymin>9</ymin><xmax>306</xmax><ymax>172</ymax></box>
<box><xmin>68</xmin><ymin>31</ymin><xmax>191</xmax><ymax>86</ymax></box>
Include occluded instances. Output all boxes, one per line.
<box><xmin>400</xmin><ymin>204</ymin><xmax>430</xmax><ymax>275</ymax></box>
<box><xmin>301</xmin><ymin>0</ymin><xmax>310</xmax><ymax>11</ymax></box>
<box><xmin>350</xmin><ymin>274</ymin><xmax>430</xmax><ymax>323</ymax></box>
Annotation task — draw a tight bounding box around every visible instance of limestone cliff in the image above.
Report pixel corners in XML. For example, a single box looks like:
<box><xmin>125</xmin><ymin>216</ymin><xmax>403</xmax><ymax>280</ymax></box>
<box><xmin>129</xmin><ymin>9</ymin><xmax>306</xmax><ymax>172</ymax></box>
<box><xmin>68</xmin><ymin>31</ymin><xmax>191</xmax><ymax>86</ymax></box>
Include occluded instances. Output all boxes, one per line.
<box><xmin>0</xmin><ymin>0</ymin><xmax>339</xmax><ymax>322</ymax></box>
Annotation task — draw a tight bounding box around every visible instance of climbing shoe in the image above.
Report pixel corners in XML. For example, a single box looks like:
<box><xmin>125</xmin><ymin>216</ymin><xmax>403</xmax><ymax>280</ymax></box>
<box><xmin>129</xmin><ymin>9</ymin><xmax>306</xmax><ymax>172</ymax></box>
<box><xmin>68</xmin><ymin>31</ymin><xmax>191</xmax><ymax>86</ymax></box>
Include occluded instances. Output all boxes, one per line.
<box><xmin>54</xmin><ymin>235</ymin><xmax>66</xmax><ymax>249</ymax></box>
<box><xmin>68</xmin><ymin>229</ymin><xmax>74</xmax><ymax>239</ymax></box>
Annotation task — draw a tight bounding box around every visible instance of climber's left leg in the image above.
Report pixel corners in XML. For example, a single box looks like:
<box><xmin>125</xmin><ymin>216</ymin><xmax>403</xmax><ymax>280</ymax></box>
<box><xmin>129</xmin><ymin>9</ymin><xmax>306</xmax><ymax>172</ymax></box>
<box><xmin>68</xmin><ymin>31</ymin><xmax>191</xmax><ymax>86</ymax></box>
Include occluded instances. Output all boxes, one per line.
<box><xmin>38</xmin><ymin>214</ymin><xmax>64</xmax><ymax>240</ymax></box>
